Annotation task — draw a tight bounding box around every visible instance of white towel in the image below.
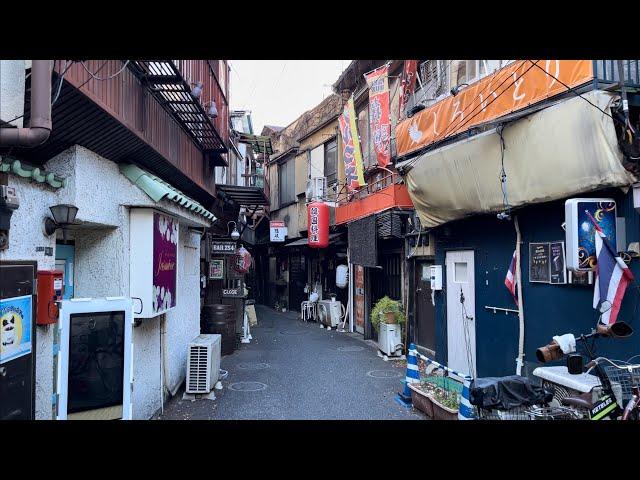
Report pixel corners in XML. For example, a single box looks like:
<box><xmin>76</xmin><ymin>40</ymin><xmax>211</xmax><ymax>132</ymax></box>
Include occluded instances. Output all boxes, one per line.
<box><xmin>552</xmin><ymin>333</ymin><xmax>577</xmax><ymax>354</ymax></box>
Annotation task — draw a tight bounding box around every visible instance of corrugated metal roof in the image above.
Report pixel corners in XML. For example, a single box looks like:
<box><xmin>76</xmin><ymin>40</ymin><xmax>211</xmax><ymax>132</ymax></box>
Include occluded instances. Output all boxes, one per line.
<box><xmin>120</xmin><ymin>164</ymin><xmax>216</xmax><ymax>222</ymax></box>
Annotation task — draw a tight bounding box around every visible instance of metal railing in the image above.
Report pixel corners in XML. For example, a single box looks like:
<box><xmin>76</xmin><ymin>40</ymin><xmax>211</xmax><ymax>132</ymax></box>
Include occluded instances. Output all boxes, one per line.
<box><xmin>593</xmin><ymin>60</ymin><xmax>640</xmax><ymax>89</ymax></box>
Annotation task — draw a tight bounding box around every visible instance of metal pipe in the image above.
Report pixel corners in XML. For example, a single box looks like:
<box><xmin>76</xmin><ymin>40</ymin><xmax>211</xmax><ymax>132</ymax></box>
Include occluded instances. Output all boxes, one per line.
<box><xmin>514</xmin><ymin>215</ymin><xmax>525</xmax><ymax>375</ymax></box>
<box><xmin>0</xmin><ymin>60</ymin><xmax>53</xmax><ymax>147</ymax></box>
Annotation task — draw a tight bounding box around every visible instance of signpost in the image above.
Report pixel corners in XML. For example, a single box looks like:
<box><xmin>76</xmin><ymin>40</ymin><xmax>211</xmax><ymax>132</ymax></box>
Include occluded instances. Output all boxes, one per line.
<box><xmin>211</xmin><ymin>240</ymin><xmax>237</xmax><ymax>255</ymax></box>
<box><xmin>270</xmin><ymin>220</ymin><xmax>287</xmax><ymax>242</ymax></box>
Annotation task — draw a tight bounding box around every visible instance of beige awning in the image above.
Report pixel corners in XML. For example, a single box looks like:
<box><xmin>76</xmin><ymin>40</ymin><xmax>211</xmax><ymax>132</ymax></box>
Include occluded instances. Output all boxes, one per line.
<box><xmin>399</xmin><ymin>90</ymin><xmax>637</xmax><ymax>229</ymax></box>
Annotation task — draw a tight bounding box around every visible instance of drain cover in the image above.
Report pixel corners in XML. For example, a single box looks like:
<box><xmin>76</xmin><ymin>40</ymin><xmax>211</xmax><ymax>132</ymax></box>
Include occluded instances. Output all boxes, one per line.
<box><xmin>228</xmin><ymin>381</ymin><xmax>267</xmax><ymax>392</ymax></box>
<box><xmin>366</xmin><ymin>370</ymin><xmax>403</xmax><ymax>378</ymax></box>
<box><xmin>279</xmin><ymin>330</ymin><xmax>309</xmax><ymax>335</ymax></box>
<box><xmin>237</xmin><ymin>362</ymin><xmax>270</xmax><ymax>370</ymax></box>
<box><xmin>338</xmin><ymin>346</ymin><xmax>364</xmax><ymax>352</ymax></box>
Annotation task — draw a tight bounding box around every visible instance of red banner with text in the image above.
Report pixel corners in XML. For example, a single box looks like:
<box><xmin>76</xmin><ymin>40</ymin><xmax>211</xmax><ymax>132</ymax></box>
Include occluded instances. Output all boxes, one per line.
<box><xmin>365</xmin><ymin>65</ymin><xmax>391</xmax><ymax>168</ymax></box>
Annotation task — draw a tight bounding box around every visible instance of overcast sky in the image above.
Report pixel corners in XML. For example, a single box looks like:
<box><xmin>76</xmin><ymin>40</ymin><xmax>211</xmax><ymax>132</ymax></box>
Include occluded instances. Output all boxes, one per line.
<box><xmin>229</xmin><ymin>60</ymin><xmax>350</xmax><ymax>134</ymax></box>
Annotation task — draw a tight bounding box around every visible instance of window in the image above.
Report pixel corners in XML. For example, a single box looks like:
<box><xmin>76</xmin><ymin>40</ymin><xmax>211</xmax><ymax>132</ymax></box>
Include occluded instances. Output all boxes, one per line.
<box><xmin>324</xmin><ymin>138</ymin><xmax>337</xmax><ymax>187</ymax></box>
<box><xmin>278</xmin><ymin>159</ymin><xmax>296</xmax><ymax>206</ymax></box>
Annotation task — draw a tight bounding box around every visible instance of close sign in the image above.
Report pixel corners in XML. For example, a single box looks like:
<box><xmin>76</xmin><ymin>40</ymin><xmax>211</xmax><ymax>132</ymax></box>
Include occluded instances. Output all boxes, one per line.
<box><xmin>270</xmin><ymin>220</ymin><xmax>287</xmax><ymax>242</ymax></box>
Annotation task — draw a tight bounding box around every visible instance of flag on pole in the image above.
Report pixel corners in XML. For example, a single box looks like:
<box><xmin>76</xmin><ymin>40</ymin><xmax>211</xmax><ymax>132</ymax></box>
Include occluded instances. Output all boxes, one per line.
<box><xmin>587</xmin><ymin>211</ymin><xmax>634</xmax><ymax>325</ymax></box>
<box><xmin>505</xmin><ymin>250</ymin><xmax>518</xmax><ymax>307</ymax></box>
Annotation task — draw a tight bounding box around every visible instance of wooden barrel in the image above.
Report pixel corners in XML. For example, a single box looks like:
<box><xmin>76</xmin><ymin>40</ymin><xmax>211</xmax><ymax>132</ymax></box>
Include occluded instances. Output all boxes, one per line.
<box><xmin>201</xmin><ymin>304</ymin><xmax>236</xmax><ymax>355</ymax></box>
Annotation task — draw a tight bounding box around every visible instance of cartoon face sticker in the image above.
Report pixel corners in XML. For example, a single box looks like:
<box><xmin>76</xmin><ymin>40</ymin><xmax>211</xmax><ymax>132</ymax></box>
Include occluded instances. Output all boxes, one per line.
<box><xmin>1</xmin><ymin>315</ymin><xmax>16</xmax><ymax>347</ymax></box>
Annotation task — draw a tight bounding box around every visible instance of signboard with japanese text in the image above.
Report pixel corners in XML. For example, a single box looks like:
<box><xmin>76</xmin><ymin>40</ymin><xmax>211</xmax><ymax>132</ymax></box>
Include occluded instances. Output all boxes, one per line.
<box><xmin>365</xmin><ymin>64</ymin><xmax>391</xmax><ymax>167</ymax></box>
<box><xmin>338</xmin><ymin>97</ymin><xmax>366</xmax><ymax>192</ymax></box>
<box><xmin>270</xmin><ymin>220</ymin><xmax>287</xmax><ymax>242</ymax></box>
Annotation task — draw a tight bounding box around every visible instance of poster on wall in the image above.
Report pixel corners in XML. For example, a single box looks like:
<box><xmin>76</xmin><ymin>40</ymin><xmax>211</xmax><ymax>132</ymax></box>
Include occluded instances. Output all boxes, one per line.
<box><xmin>529</xmin><ymin>243</ymin><xmax>551</xmax><ymax>283</ymax></box>
<box><xmin>209</xmin><ymin>259</ymin><xmax>224</xmax><ymax>280</ymax></box>
<box><xmin>153</xmin><ymin>212</ymin><xmax>178</xmax><ymax>314</ymax></box>
<box><xmin>1</xmin><ymin>295</ymin><xmax>32</xmax><ymax>364</ymax></box>
<box><xmin>549</xmin><ymin>241</ymin><xmax>567</xmax><ymax>284</ymax></box>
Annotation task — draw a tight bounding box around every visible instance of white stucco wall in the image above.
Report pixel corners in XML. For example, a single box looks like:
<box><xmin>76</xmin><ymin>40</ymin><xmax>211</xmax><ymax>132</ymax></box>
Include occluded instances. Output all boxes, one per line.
<box><xmin>2</xmin><ymin>145</ymin><xmax>209</xmax><ymax>419</ymax></box>
<box><xmin>0</xmin><ymin>60</ymin><xmax>26</xmax><ymax>127</ymax></box>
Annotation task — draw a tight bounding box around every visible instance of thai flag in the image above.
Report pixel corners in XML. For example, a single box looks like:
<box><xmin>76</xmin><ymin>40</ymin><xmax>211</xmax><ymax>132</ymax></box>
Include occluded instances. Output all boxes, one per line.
<box><xmin>588</xmin><ymin>211</ymin><xmax>634</xmax><ymax>325</ymax></box>
<box><xmin>505</xmin><ymin>250</ymin><xmax>518</xmax><ymax>307</ymax></box>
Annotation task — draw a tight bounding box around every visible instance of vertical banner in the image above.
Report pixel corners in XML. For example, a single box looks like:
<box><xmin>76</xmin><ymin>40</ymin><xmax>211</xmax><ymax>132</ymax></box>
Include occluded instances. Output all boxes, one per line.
<box><xmin>365</xmin><ymin>65</ymin><xmax>391</xmax><ymax>168</ymax></box>
<box><xmin>355</xmin><ymin>265</ymin><xmax>365</xmax><ymax>332</ymax></box>
<box><xmin>398</xmin><ymin>60</ymin><xmax>418</xmax><ymax>119</ymax></box>
<box><xmin>153</xmin><ymin>212</ymin><xmax>178</xmax><ymax>313</ymax></box>
<box><xmin>1</xmin><ymin>295</ymin><xmax>32</xmax><ymax>364</ymax></box>
<box><xmin>338</xmin><ymin>97</ymin><xmax>366</xmax><ymax>191</ymax></box>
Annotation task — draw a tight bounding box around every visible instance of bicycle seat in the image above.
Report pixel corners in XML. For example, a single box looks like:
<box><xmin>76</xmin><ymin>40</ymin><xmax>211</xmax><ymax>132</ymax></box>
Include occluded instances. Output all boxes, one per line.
<box><xmin>561</xmin><ymin>391</ymin><xmax>593</xmax><ymax>410</ymax></box>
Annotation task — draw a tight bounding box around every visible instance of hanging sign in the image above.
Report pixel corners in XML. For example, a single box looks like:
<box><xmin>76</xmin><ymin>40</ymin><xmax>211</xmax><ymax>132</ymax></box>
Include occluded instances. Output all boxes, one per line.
<box><xmin>365</xmin><ymin>64</ymin><xmax>391</xmax><ymax>168</ymax></box>
<box><xmin>270</xmin><ymin>220</ymin><xmax>287</xmax><ymax>242</ymax></box>
<box><xmin>338</xmin><ymin>97</ymin><xmax>366</xmax><ymax>192</ymax></box>
<box><xmin>308</xmin><ymin>201</ymin><xmax>329</xmax><ymax>248</ymax></box>
<box><xmin>1</xmin><ymin>295</ymin><xmax>33</xmax><ymax>364</ymax></box>
<box><xmin>211</xmin><ymin>240</ymin><xmax>237</xmax><ymax>255</ymax></box>
<box><xmin>153</xmin><ymin>212</ymin><xmax>178</xmax><ymax>314</ymax></box>
<box><xmin>399</xmin><ymin>60</ymin><xmax>418</xmax><ymax>119</ymax></box>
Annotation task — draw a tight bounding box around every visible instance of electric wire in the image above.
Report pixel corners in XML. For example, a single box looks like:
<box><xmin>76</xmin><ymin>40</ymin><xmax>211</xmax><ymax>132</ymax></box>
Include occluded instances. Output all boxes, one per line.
<box><xmin>80</xmin><ymin>60</ymin><xmax>130</xmax><ymax>81</ymax></box>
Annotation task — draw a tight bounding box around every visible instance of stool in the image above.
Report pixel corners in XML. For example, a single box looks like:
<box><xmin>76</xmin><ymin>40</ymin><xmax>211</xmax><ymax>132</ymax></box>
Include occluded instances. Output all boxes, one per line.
<box><xmin>301</xmin><ymin>301</ymin><xmax>317</xmax><ymax>322</ymax></box>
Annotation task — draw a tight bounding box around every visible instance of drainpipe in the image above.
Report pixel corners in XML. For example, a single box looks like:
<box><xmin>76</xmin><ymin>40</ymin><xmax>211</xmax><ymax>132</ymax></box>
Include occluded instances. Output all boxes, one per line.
<box><xmin>0</xmin><ymin>60</ymin><xmax>53</xmax><ymax>147</ymax></box>
<box><xmin>514</xmin><ymin>215</ymin><xmax>525</xmax><ymax>375</ymax></box>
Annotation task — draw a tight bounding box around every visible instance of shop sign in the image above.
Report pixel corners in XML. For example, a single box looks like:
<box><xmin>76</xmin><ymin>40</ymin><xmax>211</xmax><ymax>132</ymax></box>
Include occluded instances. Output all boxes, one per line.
<box><xmin>1</xmin><ymin>295</ymin><xmax>33</xmax><ymax>364</ymax></box>
<box><xmin>222</xmin><ymin>287</ymin><xmax>244</xmax><ymax>298</ymax></box>
<box><xmin>270</xmin><ymin>220</ymin><xmax>287</xmax><ymax>242</ymax></box>
<box><xmin>365</xmin><ymin>64</ymin><xmax>391</xmax><ymax>168</ymax></box>
<box><xmin>211</xmin><ymin>240</ymin><xmax>237</xmax><ymax>255</ymax></box>
<box><xmin>153</xmin><ymin>212</ymin><xmax>178</xmax><ymax>313</ymax></box>
<box><xmin>355</xmin><ymin>265</ymin><xmax>365</xmax><ymax>332</ymax></box>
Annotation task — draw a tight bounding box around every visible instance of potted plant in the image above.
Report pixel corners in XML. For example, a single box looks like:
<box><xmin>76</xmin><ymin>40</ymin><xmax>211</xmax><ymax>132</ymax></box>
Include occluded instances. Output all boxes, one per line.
<box><xmin>409</xmin><ymin>378</ymin><xmax>460</xmax><ymax>420</ymax></box>
<box><xmin>371</xmin><ymin>296</ymin><xmax>406</xmax><ymax>357</ymax></box>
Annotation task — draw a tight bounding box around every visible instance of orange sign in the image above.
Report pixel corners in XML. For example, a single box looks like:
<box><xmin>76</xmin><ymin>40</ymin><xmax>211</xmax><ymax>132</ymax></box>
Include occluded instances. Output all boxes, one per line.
<box><xmin>395</xmin><ymin>60</ymin><xmax>594</xmax><ymax>157</ymax></box>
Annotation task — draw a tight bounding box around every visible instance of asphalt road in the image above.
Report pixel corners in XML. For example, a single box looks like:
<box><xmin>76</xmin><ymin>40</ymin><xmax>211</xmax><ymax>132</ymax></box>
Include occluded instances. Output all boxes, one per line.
<box><xmin>155</xmin><ymin>305</ymin><xmax>423</xmax><ymax>420</ymax></box>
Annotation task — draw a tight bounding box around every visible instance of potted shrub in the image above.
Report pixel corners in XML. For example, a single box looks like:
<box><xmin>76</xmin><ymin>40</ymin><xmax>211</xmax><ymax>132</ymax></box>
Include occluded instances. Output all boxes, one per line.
<box><xmin>371</xmin><ymin>296</ymin><xmax>406</xmax><ymax>357</ymax></box>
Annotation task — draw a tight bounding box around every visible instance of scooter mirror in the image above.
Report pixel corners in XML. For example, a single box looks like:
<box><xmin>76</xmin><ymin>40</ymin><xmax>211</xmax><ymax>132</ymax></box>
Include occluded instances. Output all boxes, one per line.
<box><xmin>567</xmin><ymin>354</ymin><xmax>584</xmax><ymax>374</ymax></box>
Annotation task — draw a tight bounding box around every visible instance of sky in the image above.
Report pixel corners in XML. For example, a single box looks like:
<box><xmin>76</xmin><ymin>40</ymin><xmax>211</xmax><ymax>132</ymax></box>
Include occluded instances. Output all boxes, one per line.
<box><xmin>228</xmin><ymin>60</ymin><xmax>350</xmax><ymax>134</ymax></box>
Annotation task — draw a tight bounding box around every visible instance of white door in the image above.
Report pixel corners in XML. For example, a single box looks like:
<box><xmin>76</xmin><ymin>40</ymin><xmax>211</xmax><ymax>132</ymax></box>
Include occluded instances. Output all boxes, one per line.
<box><xmin>445</xmin><ymin>250</ymin><xmax>476</xmax><ymax>377</ymax></box>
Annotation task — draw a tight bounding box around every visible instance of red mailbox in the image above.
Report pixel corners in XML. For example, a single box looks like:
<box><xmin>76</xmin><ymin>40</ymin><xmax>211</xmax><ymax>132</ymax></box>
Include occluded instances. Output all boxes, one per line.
<box><xmin>308</xmin><ymin>201</ymin><xmax>329</xmax><ymax>248</ymax></box>
<box><xmin>37</xmin><ymin>270</ymin><xmax>64</xmax><ymax>325</ymax></box>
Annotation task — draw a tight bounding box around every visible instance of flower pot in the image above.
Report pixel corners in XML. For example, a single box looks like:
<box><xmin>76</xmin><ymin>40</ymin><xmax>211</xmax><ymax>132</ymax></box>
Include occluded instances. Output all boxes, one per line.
<box><xmin>430</xmin><ymin>393</ymin><xmax>459</xmax><ymax>420</ymax></box>
<box><xmin>409</xmin><ymin>383</ymin><xmax>434</xmax><ymax>418</ymax></box>
<box><xmin>384</xmin><ymin>311</ymin><xmax>397</xmax><ymax>324</ymax></box>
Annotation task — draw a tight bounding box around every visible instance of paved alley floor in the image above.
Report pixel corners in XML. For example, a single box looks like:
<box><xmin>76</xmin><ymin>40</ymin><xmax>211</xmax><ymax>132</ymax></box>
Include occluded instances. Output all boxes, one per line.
<box><xmin>155</xmin><ymin>305</ymin><xmax>424</xmax><ymax>420</ymax></box>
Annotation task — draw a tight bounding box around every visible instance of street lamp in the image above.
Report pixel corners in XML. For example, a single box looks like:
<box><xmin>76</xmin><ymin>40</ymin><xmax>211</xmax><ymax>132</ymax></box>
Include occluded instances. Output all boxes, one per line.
<box><xmin>44</xmin><ymin>204</ymin><xmax>79</xmax><ymax>241</ymax></box>
<box><xmin>228</xmin><ymin>221</ymin><xmax>240</xmax><ymax>240</ymax></box>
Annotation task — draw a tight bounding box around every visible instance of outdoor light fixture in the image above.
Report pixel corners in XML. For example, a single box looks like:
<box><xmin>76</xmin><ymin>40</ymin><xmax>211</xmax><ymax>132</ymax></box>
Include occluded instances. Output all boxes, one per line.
<box><xmin>450</xmin><ymin>83</ymin><xmax>469</xmax><ymax>96</ymax></box>
<box><xmin>228</xmin><ymin>221</ymin><xmax>240</xmax><ymax>240</ymax></box>
<box><xmin>206</xmin><ymin>100</ymin><xmax>218</xmax><ymax>118</ymax></box>
<box><xmin>191</xmin><ymin>81</ymin><xmax>203</xmax><ymax>99</ymax></box>
<box><xmin>44</xmin><ymin>204</ymin><xmax>79</xmax><ymax>240</ymax></box>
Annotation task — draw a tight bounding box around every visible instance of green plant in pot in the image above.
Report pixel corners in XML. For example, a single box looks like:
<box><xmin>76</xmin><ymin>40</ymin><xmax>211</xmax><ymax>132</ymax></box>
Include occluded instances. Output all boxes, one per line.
<box><xmin>371</xmin><ymin>296</ymin><xmax>406</xmax><ymax>333</ymax></box>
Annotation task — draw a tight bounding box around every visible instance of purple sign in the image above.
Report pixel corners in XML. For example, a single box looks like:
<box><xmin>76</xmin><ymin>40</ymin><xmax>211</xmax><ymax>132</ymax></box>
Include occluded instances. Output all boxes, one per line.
<box><xmin>153</xmin><ymin>212</ymin><xmax>177</xmax><ymax>313</ymax></box>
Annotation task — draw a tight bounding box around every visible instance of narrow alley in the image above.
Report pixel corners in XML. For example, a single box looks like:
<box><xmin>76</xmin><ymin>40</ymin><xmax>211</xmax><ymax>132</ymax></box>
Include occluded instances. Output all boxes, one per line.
<box><xmin>156</xmin><ymin>306</ymin><xmax>421</xmax><ymax>420</ymax></box>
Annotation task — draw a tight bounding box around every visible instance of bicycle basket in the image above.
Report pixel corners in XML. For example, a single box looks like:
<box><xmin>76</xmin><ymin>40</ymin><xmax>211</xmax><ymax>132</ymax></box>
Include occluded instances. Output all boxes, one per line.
<box><xmin>602</xmin><ymin>364</ymin><xmax>640</xmax><ymax>407</ymax></box>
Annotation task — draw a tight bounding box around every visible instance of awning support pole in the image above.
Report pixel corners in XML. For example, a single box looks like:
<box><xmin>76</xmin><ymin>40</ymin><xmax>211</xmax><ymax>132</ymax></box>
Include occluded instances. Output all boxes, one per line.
<box><xmin>515</xmin><ymin>215</ymin><xmax>525</xmax><ymax>375</ymax></box>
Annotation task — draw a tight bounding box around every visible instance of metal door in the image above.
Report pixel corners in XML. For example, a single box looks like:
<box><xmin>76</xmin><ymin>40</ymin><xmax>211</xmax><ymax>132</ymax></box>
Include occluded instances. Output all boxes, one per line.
<box><xmin>445</xmin><ymin>250</ymin><xmax>476</xmax><ymax>377</ymax></box>
<box><xmin>0</xmin><ymin>262</ymin><xmax>37</xmax><ymax>420</ymax></box>
<box><xmin>414</xmin><ymin>260</ymin><xmax>436</xmax><ymax>352</ymax></box>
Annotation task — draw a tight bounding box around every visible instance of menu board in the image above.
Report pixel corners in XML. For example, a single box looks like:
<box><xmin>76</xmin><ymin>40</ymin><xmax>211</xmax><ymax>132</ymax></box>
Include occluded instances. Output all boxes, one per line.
<box><xmin>549</xmin><ymin>242</ymin><xmax>567</xmax><ymax>284</ymax></box>
<box><xmin>529</xmin><ymin>243</ymin><xmax>551</xmax><ymax>283</ymax></box>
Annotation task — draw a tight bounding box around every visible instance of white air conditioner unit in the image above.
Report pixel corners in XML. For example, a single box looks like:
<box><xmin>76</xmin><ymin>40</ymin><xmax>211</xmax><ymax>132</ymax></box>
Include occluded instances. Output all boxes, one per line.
<box><xmin>317</xmin><ymin>299</ymin><xmax>343</xmax><ymax>328</ymax></box>
<box><xmin>306</xmin><ymin>177</ymin><xmax>327</xmax><ymax>202</ymax></box>
<box><xmin>186</xmin><ymin>334</ymin><xmax>221</xmax><ymax>394</ymax></box>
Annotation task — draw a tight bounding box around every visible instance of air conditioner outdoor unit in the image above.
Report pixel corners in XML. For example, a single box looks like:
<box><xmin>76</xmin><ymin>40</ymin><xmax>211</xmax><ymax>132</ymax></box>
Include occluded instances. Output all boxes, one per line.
<box><xmin>186</xmin><ymin>334</ymin><xmax>221</xmax><ymax>394</ymax></box>
<box><xmin>378</xmin><ymin>322</ymin><xmax>403</xmax><ymax>357</ymax></box>
<box><xmin>317</xmin><ymin>299</ymin><xmax>343</xmax><ymax>328</ymax></box>
<box><xmin>306</xmin><ymin>177</ymin><xmax>327</xmax><ymax>202</ymax></box>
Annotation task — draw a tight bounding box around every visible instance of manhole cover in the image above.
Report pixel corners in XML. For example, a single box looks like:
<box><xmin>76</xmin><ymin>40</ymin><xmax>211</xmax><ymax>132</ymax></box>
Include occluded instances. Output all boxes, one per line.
<box><xmin>338</xmin><ymin>346</ymin><xmax>364</xmax><ymax>352</ymax></box>
<box><xmin>366</xmin><ymin>370</ymin><xmax>403</xmax><ymax>378</ymax></box>
<box><xmin>279</xmin><ymin>330</ymin><xmax>309</xmax><ymax>335</ymax></box>
<box><xmin>237</xmin><ymin>362</ymin><xmax>270</xmax><ymax>370</ymax></box>
<box><xmin>228</xmin><ymin>381</ymin><xmax>267</xmax><ymax>392</ymax></box>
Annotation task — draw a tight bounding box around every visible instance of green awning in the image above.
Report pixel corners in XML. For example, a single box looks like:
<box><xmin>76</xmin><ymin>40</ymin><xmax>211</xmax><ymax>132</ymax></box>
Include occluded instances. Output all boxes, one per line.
<box><xmin>119</xmin><ymin>164</ymin><xmax>216</xmax><ymax>222</ymax></box>
<box><xmin>234</xmin><ymin>132</ymin><xmax>274</xmax><ymax>155</ymax></box>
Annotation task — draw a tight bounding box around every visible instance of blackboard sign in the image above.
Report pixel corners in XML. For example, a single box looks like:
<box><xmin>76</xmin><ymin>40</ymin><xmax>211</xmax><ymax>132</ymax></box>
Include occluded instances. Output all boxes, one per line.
<box><xmin>529</xmin><ymin>243</ymin><xmax>551</xmax><ymax>283</ymax></box>
<box><xmin>549</xmin><ymin>242</ymin><xmax>567</xmax><ymax>284</ymax></box>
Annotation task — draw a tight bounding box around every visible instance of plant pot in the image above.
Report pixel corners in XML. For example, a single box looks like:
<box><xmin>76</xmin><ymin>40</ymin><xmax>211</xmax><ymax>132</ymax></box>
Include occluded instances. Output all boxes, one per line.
<box><xmin>409</xmin><ymin>383</ymin><xmax>434</xmax><ymax>418</ymax></box>
<box><xmin>384</xmin><ymin>311</ymin><xmax>397</xmax><ymax>324</ymax></box>
<box><xmin>430</xmin><ymin>393</ymin><xmax>459</xmax><ymax>420</ymax></box>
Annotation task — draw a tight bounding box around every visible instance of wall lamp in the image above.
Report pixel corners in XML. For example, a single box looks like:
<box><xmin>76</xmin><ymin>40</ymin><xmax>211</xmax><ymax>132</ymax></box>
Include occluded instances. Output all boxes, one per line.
<box><xmin>450</xmin><ymin>83</ymin><xmax>469</xmax><ymax>96</ymax></box>
<box><xmin>228</xmin><ymin>221</ymin><xmax>240</xmax><ymax>240</ymax></box>
<box><xmin>206</xmin><ymin>100</ymin><xmax>218</xmax><ymax>119</ymax></box>
<box><xmin>190</xmin><ymin>81</ymin><xmax>203</xmax><ymax>99</ymax></box>
<box><xmin>44</xmin><ymin>204</ymin><xmax>79</xmax><ymax>241</ymax></box>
